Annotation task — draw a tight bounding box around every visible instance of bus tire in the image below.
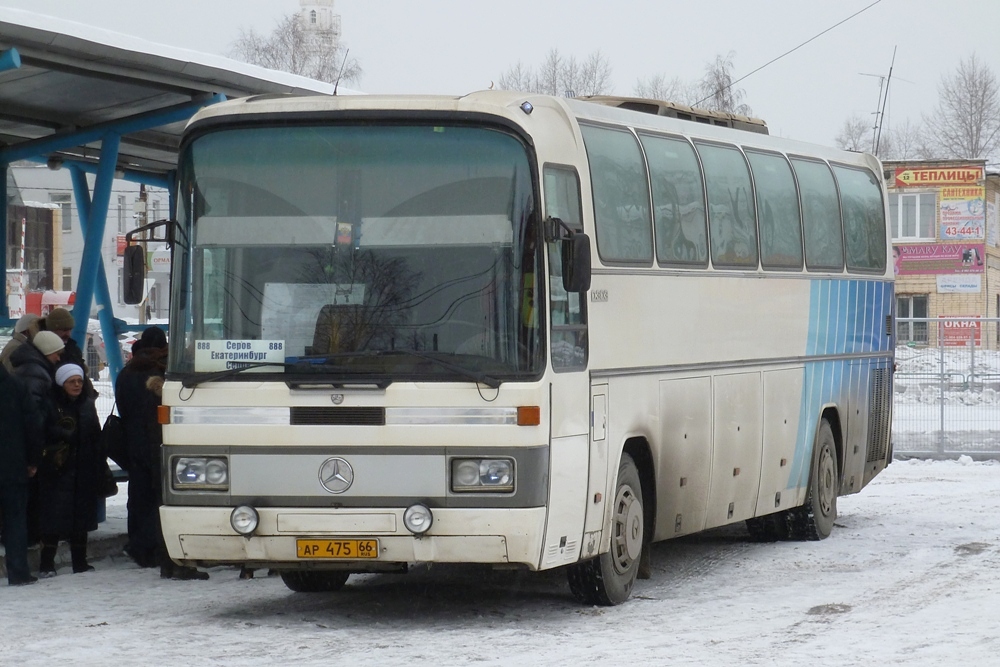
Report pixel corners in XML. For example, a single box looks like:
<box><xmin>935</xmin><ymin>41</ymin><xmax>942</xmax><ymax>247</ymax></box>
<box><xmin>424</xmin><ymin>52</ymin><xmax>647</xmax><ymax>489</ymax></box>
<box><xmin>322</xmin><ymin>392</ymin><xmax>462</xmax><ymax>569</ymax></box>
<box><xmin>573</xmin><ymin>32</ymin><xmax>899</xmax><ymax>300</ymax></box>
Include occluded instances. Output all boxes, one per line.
<box><xmin>789</xmin><ymin>418</ymin><xmax>838</xmax><ymax>541</ymax></box>
<box><xmin>745</xmin><ymin>513</ymin><xmax>789</xmax><ymax>542</ymax></box>
<box><xmin>566</xmin><ymin>454</ymin><xmax>644</xmax><ymax>606</ymax></box>
<box><xmin>279</xmin><ymin>570</ymin><xmax>350</xmax><ymax>593</ymax></box>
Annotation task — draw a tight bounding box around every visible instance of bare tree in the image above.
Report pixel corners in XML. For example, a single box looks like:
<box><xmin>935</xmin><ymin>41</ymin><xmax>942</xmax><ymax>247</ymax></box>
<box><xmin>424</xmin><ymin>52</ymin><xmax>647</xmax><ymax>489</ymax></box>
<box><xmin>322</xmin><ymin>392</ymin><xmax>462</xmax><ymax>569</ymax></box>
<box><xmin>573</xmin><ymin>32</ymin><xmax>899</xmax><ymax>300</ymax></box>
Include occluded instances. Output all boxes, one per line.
<box><xmin>577</xmin><ymin>51</ymin><xmax>614</xmax><ymax>97</ymax></box>
<box><xmin>229</xmin><ymin>14</ymin><xmax>361</xmax><ymax>85</ymax></box>
<box><xmin>697</xmin><ymin>51</ymin><xmax>752</xmax><ymax>116</ymax></box>
<box><xmin>496</xmin><ymin>62</ymin><xmax>534</xmax><ymax>92</ymax></box>
<box><xmin>633</xmin><ymin>74</ymin><xmax>694</xmax><ymax>104</ymax></box>
<box><xmin>879</xmin><ymin>119</ymin><xmax>926</xmax><ymax>160</ymax></box>
<box><xmin>496</xmin><ymin>49</ymin><xmax>613</xmax><ymax>96</ymax></box>
<box><xmin>835</xmin><ymin>114</ymin><xmax>873</xmax><ymax>152</ymax></box>
<box><xmin>922</xmin><ymin>53</ymin><xmax>1000</xmax><ymax>159</ymax></box>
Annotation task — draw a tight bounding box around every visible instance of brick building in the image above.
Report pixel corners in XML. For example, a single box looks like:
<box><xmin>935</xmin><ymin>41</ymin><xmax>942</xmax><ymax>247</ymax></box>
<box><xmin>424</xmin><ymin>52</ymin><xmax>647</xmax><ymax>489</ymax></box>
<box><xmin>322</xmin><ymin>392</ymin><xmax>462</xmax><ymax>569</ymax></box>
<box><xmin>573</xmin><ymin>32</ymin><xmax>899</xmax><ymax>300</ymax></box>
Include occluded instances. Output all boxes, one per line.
<box><xmin>884</xmin><ymin>159</ymin><xmax>1000</xmax><ymax>348</ymax></box>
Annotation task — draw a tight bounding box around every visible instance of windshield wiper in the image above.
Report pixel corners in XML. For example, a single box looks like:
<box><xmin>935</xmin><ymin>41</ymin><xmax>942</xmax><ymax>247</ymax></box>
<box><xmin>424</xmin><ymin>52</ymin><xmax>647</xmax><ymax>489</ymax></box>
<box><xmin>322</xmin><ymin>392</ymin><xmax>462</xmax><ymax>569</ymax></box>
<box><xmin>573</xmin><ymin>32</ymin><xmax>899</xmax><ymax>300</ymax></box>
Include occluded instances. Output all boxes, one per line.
<box><xmin>297</xmin><ymin>349</ymin><xmax>502</xmax><ymax>389</ymax></box>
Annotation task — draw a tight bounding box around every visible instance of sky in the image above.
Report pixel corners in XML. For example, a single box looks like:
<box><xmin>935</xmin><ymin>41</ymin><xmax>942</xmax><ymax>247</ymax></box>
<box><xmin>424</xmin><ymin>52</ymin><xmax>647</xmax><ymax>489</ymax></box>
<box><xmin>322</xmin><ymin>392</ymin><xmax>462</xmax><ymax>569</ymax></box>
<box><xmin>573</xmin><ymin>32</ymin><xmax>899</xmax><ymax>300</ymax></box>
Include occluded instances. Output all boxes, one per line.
<box><xmin>3</xmin><ymin>0</ymin><xmax>1000</xmax><ymax>148</ymax></box>
<box><xmin>2</xmin><ymin>457</ymin><xmax>999</xmax><ymax>666</ymax></box>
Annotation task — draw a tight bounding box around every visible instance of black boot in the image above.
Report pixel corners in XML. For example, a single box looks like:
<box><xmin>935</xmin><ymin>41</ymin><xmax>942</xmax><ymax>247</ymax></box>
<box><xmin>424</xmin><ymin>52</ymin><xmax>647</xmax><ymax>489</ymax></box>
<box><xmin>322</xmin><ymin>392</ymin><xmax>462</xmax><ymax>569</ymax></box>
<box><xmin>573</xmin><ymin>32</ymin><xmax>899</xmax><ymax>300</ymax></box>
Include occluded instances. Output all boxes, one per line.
<box><xmin>71</xmin><ymin>541</ymin><xmax>94</xmax><ymax>574</ymax></box>
<box><xmin>171</xmin><ymin>566</ymin><xmax>209</xmax><ymax>581</ymax></box>
<box><xmin>39</xmin><ymin>539</ymin><xmax>57</xmax><ymax>578</ymax></box>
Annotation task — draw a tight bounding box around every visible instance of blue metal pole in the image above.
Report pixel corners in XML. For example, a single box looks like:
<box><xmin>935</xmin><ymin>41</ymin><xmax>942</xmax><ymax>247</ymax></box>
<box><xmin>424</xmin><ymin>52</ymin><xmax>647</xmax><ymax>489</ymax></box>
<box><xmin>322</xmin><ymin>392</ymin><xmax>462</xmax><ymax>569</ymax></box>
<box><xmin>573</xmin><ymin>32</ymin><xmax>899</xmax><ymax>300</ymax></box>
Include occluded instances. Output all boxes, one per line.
<box><xmin>69</xmin><ymin>164</ymin><xmax>125</xmax><ymax>384</ymax></box>
<box><xmin>0</xmin><ymin>94</ymin><xmax>225</xmax><ymax>165</ymax></box>
<box><xmin>0</xmin><ymin>47</ymin><xmax>20</xmax><ymax>73</ymax></box>
<box><xmin>29</xmin><ymin>156</ymin><xmax>172</xmax><ymax>191</ymax></box>
<box><xmin>71</xmin><ymin>133</ymin><xmax>120</xmax><ymax>352</ymax></box>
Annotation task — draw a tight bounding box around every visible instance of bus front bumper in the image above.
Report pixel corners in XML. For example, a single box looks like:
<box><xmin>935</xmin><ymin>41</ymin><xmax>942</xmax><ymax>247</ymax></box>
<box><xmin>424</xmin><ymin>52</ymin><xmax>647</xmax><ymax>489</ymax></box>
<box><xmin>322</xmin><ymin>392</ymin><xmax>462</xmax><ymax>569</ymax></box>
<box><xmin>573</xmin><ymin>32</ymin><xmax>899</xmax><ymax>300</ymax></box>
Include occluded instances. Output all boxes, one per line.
<box><xmin>159</xmin><ymin>505</ymin><xmax>548</xmax><ymax>570</ymax></box>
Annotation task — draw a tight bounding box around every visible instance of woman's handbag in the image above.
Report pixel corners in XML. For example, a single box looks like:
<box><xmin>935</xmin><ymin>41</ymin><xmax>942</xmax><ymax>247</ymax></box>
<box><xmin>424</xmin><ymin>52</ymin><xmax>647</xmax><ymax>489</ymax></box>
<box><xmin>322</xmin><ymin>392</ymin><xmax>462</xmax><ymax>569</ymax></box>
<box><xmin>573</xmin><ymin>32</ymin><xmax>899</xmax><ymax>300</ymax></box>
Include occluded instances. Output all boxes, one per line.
<box><xmin>99</xmin><ymin>405</ymin><xmax>130</xmax><ymax>473</ymax></box>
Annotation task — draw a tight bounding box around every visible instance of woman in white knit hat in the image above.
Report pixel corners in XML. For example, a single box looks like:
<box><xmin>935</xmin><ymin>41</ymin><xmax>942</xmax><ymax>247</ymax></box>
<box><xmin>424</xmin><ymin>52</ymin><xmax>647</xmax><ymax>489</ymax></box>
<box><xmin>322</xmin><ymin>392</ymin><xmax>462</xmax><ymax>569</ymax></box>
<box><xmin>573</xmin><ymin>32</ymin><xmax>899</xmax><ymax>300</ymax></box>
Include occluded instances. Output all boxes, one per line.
<box><xmin>37</xmin><ymin>363</ymin><xmax>103</xmax><ymax>577</ymax></box>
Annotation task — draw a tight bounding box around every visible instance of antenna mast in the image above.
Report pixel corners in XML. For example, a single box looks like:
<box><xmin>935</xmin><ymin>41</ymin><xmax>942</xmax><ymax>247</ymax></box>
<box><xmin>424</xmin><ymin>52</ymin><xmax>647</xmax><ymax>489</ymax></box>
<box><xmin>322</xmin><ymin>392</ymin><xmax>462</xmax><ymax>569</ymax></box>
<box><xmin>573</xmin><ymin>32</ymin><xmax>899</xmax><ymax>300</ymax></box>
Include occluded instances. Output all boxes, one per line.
<box><xmin>872</xmin><ymin>46</ymin><xmax>897</xmax><ymax>155</ymax></box>
<box><xmin>333</xmin><ymin>48</ymin><xmax>349</xmax><ymax>95</ymax></box>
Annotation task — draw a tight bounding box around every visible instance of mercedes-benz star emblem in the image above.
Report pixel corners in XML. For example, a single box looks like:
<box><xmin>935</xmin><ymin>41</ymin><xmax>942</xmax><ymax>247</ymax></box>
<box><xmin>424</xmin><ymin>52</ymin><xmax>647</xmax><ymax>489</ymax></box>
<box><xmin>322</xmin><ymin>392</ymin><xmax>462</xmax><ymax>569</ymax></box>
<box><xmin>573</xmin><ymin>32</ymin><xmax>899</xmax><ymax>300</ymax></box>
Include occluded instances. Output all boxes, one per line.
<box><xmin>319</xmin><ymin>457</ymin><xmax>354</xmax><ymax>494</ymax></box>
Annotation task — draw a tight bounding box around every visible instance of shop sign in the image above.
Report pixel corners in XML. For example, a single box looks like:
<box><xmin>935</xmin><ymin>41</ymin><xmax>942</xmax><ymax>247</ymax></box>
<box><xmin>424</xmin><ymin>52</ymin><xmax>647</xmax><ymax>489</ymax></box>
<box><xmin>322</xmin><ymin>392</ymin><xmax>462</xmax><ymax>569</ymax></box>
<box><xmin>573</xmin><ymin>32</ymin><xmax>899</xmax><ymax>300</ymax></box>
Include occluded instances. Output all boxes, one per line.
<box><xmin>940</xmin><ymin>186</ymin><xmax>985</xmax><ymax>240</ymax></box>
<box><xmin>894</xmin><ymin>243</ymin><xmax>985</xmax><ymax>275</ymax></box>
<box><xmin>894</xmin><ymin>166</ymin><xmax>983</xmax><ymax>188</ymax></box>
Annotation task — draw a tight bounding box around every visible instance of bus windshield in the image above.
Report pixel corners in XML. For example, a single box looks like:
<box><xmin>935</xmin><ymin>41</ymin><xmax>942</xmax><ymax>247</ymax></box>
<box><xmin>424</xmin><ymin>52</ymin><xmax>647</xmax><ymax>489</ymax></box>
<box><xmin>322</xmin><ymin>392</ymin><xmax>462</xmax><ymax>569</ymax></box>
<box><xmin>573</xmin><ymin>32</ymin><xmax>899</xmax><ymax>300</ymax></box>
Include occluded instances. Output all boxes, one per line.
<box><xmin>168</xmin><ymin>123</ymin><xmax>543</xmax><ymax>384</ymax></box>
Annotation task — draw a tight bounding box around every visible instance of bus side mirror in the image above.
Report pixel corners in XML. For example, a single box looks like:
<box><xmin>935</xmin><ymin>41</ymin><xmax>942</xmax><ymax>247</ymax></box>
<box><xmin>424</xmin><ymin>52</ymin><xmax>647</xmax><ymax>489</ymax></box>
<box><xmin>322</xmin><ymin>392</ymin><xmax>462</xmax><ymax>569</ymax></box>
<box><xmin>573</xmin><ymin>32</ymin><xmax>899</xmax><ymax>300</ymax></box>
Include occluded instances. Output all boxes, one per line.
<box><xmin>562</xmin><ymin>233</ymin><xmax>592</xmax><ymax>293</ymax></box>
<box><xmin>123</xmin><ymin>245</ymin><xmax>146</xmax><ymax>304</ymax></box>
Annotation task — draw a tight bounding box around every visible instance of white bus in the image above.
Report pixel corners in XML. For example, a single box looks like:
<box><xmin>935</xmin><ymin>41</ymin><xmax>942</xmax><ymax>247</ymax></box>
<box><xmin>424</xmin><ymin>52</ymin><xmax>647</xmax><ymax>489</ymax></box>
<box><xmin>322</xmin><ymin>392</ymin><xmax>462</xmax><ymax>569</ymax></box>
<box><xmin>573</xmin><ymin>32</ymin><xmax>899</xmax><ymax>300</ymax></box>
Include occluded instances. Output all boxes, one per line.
<box><xmin>127</xmin><ymin>91</ymin><xmax>894</xmax><ymax>605</ymax></box>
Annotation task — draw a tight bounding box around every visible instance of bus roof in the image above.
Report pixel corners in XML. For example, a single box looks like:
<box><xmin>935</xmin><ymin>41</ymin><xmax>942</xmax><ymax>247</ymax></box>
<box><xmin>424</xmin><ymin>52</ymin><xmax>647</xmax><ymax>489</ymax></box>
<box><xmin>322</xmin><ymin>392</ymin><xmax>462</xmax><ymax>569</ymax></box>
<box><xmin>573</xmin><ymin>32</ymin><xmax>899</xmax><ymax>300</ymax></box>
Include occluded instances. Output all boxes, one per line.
<box><xmin>576</xmin><ymin>95</ymin><xmax>769</xmax><ymax>135</ymax></box>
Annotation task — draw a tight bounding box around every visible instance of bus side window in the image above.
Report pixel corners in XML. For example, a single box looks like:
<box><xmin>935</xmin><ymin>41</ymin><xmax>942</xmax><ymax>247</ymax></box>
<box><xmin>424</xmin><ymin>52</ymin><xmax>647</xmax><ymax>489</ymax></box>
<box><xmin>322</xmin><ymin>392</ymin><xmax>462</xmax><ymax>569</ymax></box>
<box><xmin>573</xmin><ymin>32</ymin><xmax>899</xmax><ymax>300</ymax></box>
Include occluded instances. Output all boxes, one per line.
<box><xmin>544</xmin><ymin>166</ymin><xmax>588</xmax><ymax>370</ymax></box>
<box><xmin>580</xmin><ymin>124</ymin><xmax>653</xmax><ymax>265</ymax></box>
<box><xmin>639</xmin><ymin>133</ymin><xmax>708</xmax><ymax>266</ymax></box>
<box><xmin>746</xmin><ymin>150</ymin><xmax>803</xmax><ymax>270</ymax></box>
<box><xmin>696</xmin><ymin>142</ymin><xmax>758</xmax><ymax>268</ymax></box>
<box><xmin>791</xmin><ymin>158</ymin><xmax>845</xmax><ymax>271</ymax></box>
<box><xmin>833</xmin><ymin>165</ymin><xmax>887</xmax><ymax>273</ymax></box>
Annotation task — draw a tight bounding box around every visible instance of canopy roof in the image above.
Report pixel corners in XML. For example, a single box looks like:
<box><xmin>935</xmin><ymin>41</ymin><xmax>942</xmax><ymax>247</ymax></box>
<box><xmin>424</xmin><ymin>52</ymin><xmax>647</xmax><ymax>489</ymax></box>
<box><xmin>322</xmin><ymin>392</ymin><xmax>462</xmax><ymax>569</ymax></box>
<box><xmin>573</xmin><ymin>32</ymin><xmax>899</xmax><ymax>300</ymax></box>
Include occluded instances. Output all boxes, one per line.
<box><xmin>0</xmin><ymin>8</ymin><xmax>344</xmax><ymax>174</ymax></box>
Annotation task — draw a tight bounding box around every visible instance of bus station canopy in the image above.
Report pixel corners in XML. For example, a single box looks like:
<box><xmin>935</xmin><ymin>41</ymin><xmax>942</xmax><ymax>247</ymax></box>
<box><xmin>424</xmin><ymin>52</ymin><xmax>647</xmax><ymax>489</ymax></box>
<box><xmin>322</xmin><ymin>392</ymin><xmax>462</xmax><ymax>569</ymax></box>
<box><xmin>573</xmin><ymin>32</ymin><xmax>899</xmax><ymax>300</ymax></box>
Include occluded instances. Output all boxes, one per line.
<box><xmin>0</xmin><ymin>7</ymin><xmax>339</xmax><ymax>174</ymax></box>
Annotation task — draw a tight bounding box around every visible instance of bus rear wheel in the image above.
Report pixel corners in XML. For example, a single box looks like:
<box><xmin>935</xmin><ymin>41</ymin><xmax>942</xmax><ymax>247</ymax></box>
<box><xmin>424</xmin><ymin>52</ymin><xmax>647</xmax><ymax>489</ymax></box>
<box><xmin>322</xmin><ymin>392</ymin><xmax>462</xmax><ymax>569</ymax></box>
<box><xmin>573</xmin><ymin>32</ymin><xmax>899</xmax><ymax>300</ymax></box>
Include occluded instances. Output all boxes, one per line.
<box><xmin>567</xmin><ymin>454</ymin><xmax>644</xmax><ymax>606</ymax></box>
<box><xmin>789</xmin><ymin>418</ymin><xmax>838</xmax><ymax>540</ymax></box>
<box><xmin>279</xmin><ymin>570</ymin><xmax>350</xmax><ymax>593</ymax></box>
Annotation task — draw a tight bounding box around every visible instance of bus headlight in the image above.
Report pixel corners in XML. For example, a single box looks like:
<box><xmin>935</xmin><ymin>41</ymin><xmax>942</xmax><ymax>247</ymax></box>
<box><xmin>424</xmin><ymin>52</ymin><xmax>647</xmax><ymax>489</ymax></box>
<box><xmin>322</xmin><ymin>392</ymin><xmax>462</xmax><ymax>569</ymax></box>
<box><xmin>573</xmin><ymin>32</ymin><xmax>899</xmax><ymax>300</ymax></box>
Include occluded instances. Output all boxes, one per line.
<box><xmin>450</xmin><ymin>458</ymin><xmax>514</xmax><ymax>492</ymax></box>
<box><xmin>230</xmin><ymin>506</ymin><xmax>259</xmax><ymax>535</ymax></box>
<box><xmin>173</xmin><ymin>457</ymin><xmax>229</xmax><ymax>490</ymax></box>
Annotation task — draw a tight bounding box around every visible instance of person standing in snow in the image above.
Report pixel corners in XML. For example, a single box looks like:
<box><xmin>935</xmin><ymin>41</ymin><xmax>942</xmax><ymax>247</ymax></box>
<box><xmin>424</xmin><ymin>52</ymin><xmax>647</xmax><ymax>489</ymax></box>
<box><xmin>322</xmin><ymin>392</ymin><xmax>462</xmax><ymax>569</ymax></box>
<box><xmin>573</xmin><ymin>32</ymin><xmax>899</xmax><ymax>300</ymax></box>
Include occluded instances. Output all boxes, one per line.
<box><xmin>0</xmin><ymin>365</ymin><xmax>43</xmax><ymax>585</ymax></box>
<box><xmin>116</xmin><ymin>326</ymin><xmax>208</xmax><ymax>580</ymax></box>
<box><xmin>37</xmin><ymin>364</ymin><xmax>103</xmax><ymax>577</ymax></box>
<box><xmin>10</xmin><ymin>329</ymin><xmax>65</xmax><ymax>547</ymax></box>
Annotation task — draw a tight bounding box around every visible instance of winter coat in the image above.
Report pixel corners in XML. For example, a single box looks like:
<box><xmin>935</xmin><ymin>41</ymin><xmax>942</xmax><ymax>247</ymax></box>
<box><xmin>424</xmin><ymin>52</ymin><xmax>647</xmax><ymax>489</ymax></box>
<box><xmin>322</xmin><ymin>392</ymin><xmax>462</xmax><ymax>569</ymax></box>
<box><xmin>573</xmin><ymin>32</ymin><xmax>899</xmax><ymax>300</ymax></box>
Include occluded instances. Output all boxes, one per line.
<box><xmin>0</xmin><ymin>331</ymin><xmax>28</xmax><ymax>373</ymax></box>
<box><xmin>116</xmin><ymin>347</ymin><xmax>168</xmax><ymax>474</ymax></box>
<box><xmin>37</xmin><ymin>386</ymin><xmax>103</xmax><ymax>536</ymax></box>
<box><xmin>0</xmin><ymin>366</ymin><xmax>43</xmax><ymax>485</ymax></box>
<box><xmin>9</xmin><ymin>340</ymin><xmax>57</xmax><ymax>410</ymax></box>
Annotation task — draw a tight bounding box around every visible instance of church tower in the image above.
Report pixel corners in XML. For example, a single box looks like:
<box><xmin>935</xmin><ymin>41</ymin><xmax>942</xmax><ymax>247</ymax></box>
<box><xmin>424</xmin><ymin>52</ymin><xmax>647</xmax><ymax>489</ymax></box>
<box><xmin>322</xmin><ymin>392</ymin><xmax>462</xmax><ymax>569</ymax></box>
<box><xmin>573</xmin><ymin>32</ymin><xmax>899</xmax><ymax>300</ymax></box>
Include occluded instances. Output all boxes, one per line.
<box><xmin>299</xmin><ymin>0</ymin><xmax>341</xmax><ymax>43</ymax></box>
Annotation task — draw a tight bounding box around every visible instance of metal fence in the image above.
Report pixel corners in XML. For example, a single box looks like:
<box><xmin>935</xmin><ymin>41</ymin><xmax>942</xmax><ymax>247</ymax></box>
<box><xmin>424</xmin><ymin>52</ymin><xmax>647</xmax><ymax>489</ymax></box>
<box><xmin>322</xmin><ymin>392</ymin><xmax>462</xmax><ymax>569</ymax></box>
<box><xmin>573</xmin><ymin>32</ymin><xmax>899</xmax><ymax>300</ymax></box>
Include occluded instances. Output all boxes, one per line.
<box><xmin>893</xmin><ymin>317</ymin><xmax>1000</xmax><ymax>459</ymax></box>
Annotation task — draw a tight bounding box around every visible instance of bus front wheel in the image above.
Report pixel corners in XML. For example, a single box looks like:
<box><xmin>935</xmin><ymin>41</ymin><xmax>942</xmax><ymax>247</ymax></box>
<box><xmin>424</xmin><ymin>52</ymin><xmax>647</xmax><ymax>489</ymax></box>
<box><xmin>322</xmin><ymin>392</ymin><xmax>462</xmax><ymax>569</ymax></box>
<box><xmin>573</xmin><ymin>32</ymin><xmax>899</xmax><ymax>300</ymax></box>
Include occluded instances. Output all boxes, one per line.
<box><xmin>279</xmin><ymin>570</ymin><xmax>350</xmax><ymax>593</ymax></box>
<box><xmin>567</xmin><ymin>454</ymin><xmax>644</xmax><ymax>606</ymax></box>
<box><xmin>789</xmin><ymin>418</ymin><xmax>838</xmax><ymax>540</ymax></box>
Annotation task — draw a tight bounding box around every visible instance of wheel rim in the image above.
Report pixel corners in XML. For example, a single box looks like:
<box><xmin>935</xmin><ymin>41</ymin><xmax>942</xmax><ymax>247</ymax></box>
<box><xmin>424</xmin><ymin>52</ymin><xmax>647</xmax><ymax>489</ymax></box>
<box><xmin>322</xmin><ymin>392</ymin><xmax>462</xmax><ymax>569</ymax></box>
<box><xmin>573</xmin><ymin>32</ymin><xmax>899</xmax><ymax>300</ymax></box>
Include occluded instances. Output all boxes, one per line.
<box><xmin>817</xmin><ymin>444</ymin><xmax>835</xmax><ymax>517</ymax></box>
<box><xmin>611</xmin><ymin>483</ymin><xmax>643</xmax><ymax>574</ymax></box>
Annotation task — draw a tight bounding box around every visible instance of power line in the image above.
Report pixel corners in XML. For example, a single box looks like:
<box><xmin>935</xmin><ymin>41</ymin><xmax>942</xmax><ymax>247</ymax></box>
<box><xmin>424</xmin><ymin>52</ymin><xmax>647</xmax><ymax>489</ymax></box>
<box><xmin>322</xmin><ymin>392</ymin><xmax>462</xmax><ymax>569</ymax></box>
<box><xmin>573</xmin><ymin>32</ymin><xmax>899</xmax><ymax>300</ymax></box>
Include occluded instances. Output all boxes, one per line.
<box><xmin>694</xmin><ymin>0</ymin><xmax>884</xmax><ymax>107</ymax></box>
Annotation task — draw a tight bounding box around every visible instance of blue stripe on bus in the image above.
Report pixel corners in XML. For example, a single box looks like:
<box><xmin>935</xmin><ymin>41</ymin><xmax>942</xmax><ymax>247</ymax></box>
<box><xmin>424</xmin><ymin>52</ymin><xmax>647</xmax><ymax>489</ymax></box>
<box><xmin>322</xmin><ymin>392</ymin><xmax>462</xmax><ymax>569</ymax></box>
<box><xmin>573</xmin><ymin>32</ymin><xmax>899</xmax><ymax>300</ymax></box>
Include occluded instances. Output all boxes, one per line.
<box><xmin>788</xmin><ymin>278</ymin><xmax>894</xmax><ymax>490</ymax></box>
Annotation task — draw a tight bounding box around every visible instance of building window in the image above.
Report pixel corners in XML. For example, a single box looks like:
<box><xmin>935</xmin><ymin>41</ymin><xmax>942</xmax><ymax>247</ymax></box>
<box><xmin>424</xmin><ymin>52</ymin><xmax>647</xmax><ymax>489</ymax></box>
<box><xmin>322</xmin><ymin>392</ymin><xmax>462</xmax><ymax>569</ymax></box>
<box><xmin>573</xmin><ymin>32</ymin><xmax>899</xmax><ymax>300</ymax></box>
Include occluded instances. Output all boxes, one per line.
<box><xmin>897</xmin><ymin>295</ymin><xmax>928</xmax><ymax>344</ymax></box>
<box><xmin>62</xmin><ymin>267</ymin><xmax>72</xmax><ymax>291</ymax></box>
<box><xmin>310</xmin><ymin>9</ymin><xmax>317</xmax><ymax>23</ymax></box>
<box><xmin>50</xmin><ymin>194</ymin><xmax>72</xmax><ymax>232</ymax></box>
<box><xmin>888</xmin><ymin>192</ymin><xmax>936</xmax><ymax>240</ymax></box>
<box><xmin>152</xmin><ymin>199</ymin><xmax>161</xmax><ymax>221</ymax></box>
<box><xmin>118</xmin><ymin>195</ymin><xmax>126</xmax><ymax>232</ymax></box>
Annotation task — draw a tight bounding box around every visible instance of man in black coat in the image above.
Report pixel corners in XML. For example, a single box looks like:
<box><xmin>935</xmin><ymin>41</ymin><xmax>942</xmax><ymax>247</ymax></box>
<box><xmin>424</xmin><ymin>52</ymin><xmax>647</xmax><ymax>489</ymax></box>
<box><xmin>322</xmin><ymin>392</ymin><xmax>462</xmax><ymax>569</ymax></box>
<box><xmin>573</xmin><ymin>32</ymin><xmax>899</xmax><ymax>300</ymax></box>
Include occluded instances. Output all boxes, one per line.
<box><xmin>116</xmin><ymin>326</ymin><xmax>207</xmax><ymax>580</ymax></box>
<box><xmin>0</xmin><ymin>366</ymin><xmax>43</xmax><ymax>585</ymax></box>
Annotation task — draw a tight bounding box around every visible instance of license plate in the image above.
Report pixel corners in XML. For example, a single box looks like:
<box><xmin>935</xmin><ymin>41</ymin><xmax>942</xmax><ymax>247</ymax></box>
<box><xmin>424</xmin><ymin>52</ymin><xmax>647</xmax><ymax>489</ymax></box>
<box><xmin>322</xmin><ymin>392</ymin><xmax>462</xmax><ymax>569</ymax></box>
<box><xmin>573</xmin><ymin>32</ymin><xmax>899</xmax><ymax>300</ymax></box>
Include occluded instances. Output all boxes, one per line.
<box><xmin>296</xmin><ymin>539</ymin><xmax>379</xmax><ymax>559</ymax></box>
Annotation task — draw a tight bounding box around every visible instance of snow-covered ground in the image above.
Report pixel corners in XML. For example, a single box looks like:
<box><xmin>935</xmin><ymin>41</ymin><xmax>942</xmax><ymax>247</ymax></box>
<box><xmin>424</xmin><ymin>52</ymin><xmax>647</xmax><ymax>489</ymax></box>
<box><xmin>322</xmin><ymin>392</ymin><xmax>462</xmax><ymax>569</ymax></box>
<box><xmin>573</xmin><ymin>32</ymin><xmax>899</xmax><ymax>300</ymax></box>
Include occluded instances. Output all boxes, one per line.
<box><xmin>2</xmin><ymin>457</ymin><xmax>998</xmax><ymax>666</ymax></box>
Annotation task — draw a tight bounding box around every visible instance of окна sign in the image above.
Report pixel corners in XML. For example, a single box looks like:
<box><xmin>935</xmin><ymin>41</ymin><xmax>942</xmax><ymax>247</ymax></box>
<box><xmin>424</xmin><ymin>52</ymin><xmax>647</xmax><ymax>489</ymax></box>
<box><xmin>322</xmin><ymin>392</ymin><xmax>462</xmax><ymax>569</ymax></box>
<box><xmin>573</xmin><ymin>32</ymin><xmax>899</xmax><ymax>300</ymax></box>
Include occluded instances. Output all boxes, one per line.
<box><xmin>939</xmin><ymin>316</ymin><xmax>981</xmax><ymax>347</ymax></box>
